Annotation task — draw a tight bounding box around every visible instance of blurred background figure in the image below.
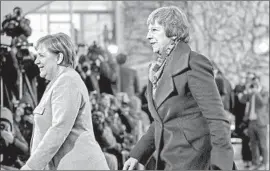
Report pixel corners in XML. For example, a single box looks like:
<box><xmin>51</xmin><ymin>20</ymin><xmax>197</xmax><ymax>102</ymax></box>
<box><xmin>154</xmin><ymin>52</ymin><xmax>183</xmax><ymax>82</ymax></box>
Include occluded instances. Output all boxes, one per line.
<box><xmin>232</xmin><ymin>82</ymin><xmax>252</xmax><ymax>168</ymax></box>
<box><xmin>238</xmin><ymin>73</ymin><xmax>269</xmax><ymax>170</ymax></box>
<box><xmin>0</xmin><ymin>107</ymin><xmax>29</xmax><ymax>170</ymax></box>
<box><xmin>114</xmin><ymin>53</ymin><xmax>140</xmax><ymax>97</ymax></box>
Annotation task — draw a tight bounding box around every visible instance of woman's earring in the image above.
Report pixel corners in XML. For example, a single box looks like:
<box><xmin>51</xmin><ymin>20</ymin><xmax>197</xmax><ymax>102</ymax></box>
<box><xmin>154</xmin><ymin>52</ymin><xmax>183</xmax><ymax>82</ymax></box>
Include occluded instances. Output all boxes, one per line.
<box><xmin>57</xmin><ymin>53</ymin><xmax>64</xmax><ymax>64</ymax></box>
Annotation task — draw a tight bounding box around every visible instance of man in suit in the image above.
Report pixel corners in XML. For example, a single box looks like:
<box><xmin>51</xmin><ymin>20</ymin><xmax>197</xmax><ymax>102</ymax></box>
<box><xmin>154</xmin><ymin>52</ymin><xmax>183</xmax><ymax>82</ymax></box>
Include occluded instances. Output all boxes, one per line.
<box><xmin>114</xmin><ymin>53</ymin><xmax>140</xmax><ymax>97</ymax></box>
<box><xmin>239</xmin><ymin>73</ymin><xmax>269</xmax><ymax>170</ymax></box>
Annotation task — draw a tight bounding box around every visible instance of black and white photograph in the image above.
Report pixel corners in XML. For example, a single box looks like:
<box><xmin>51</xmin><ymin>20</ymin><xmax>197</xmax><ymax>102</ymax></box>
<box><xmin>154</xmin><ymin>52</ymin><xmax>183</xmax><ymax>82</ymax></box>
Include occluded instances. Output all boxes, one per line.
<box><xmin>0</xmin><ymin>1</ymin><xmax>269</xmax><ymax>170</ymax></box>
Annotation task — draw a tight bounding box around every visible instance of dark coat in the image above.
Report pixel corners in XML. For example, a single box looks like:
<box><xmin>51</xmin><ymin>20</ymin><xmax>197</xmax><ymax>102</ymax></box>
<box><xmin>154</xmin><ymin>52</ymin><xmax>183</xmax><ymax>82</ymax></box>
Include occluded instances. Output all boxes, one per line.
<box><xmin>130</xmin><ymin>42</ymin><xmax>234</xmax><ymax>170</ymax></box>
<box><xmin>117</xmin><ymin>66</ymin><xmax>140</xmax><ymax>97</ymax></box>
<box><xmin>99</xmin><ymin>61</ymin><xmax>118</xmax><ymax>95</ymax></box>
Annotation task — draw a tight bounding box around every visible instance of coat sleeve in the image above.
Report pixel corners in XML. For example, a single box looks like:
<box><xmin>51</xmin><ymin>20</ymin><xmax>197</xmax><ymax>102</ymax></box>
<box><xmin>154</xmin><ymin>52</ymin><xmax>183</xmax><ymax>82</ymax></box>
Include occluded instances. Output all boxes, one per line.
<box><xmin>129</xmin><ymin>122</ymin><xmax>155</xmax><ymax>165</ymax></box>
<box><xmin>187</xmin><ymin>54</ymin><xmax>234</xmax><ymax>170</ymax></box>
<box><xmin>255</xmin><ymin>90</ymin><xmax>269</xmax><ymax>106</ymax></box>
<box><xmin>25</xmin><ymin>80</ymin><xmax>82</xmax><ymax>170</ymax></box>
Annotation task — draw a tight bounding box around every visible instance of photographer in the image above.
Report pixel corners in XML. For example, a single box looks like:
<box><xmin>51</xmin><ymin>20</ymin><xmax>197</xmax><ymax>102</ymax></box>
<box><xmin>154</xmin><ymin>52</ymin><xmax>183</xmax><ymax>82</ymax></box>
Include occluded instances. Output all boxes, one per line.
<box><xmin>238</xmin><ymin>73</ymin><xmax>269</xmax><ymax>170</ymax></box>
<box><xmin>232</xmin><ymin>84</ymin><xmax>252</xmax><ymax>167</ymax></box>
<box><xmin>14</xmin><ymin>102</ymin><xmax>33</xmax><ymax>145</ymax></box>
<box><xmin>76</xmin><ymin>54</ymin><xmax>100</xmax><ymax>93</ymax></box>
<box><xmin>12</xmin><ymin>35</ymin><xmax>39</xmax><ymax>108</ymax></box>
<box><xmin>87</xmin><ymin>42</ymin><xmax>118</xmax><ymax>95</ymax></box>
<box><xmin>1</xmin><ymin>7</ymin><xmax>38</xmax><ymax>109</ymax></box>
<box><xmin>0</xmin><ymin>107</ymin><xmax>29</xmax><ymax>169</ymax></box>
<box><xmin>1</xmin><ymin>44</ymin><xmax>19</xmax><ymax>109</ymax></box>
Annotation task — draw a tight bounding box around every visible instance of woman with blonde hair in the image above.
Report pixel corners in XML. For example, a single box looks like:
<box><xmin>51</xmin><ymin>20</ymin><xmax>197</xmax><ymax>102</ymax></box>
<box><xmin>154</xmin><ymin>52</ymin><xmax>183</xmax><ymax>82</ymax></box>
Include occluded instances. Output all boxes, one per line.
<box><xmin>20</xmin><ymin>33</ymin><xmax>109</xmax><ymax>170</ymax></box>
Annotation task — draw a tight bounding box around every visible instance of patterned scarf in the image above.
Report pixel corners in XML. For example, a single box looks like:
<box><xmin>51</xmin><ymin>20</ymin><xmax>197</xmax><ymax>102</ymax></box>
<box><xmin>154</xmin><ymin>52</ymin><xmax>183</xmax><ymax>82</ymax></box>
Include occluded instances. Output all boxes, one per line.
<box><xmin>149</xmin><ymin>40</ymin><xmax>178</xmax><ymax>91</ymax></box>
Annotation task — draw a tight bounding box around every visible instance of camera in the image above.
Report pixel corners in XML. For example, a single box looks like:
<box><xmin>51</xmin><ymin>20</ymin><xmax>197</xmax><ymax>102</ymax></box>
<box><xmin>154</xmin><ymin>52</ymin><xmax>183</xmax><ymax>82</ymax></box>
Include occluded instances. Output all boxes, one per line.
<box><xmin>81</xmin><ymin>62</ymin><xmax>91</xmax><ymax>73</ymax></box>
<box><xmin>249</xmin><ymin>84</ymin><xmax>254</xmax><ymax>89</ymax></box>
<box><xmin>24</xmin><ymin>104</ymin><xmax>33</xmax><ymax>116</ymax></box>
<box><xmin>1</xmin><ymin>7</ymin><xmax>33</xmax><ymax>64</ymax></box>
<box><xmin>0</xmin><ymin>46</ymin><xmax>9</xmax><ymax>76</ymax></box>
<box><xmin>248</xmin><ymin>81</ymin><xmax>258</xmax><ymax>90</ymax></box>
<box><xmin>86</xmin><ymin>41</ymin><xmax>104</xmax><ymax>73</ymax></box>
<box><xmin>1</xmin><ymin>7</ymin><xmax>32</xmax><ymax>38</ymax></box>
<box><xmin>0</xmin><ymin>123</ymin><xmax>7</xmax><ymax>150</ymax></box>
<box><xmin>90</xmin><ymin>59</ymin><xmax>100</xmax><ymax>73</ymax></box>
<box><xmin>15</xmin><ymin>37</ymin><xmax>33</xmax><ymax>60</ymax></box>
<box><xmin>0</xmin><ymin>123</ymin><xmax>6</xmax><ymax>131</ymax></box>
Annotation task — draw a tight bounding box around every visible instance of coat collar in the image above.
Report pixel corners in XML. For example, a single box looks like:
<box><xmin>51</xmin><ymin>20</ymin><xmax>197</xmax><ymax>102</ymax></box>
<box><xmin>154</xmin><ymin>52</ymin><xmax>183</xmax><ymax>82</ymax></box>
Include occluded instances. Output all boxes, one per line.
<box><xmin>148</xmin><ymin>41</ymin><xmax>191</xmax><ymax>113</ymax></box>
<box><xmin>168</xmin><ymin>41</ymin><xmax>191</xmax><ymax>76</ymax></box>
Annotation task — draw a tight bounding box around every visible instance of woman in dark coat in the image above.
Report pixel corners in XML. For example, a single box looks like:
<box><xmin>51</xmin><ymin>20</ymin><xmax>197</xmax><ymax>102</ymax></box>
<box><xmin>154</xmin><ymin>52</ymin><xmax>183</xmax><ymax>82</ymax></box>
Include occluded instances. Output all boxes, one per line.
<box><xmin>123</xmin><ymin>6</ymin><xmax>235</xmax><ymax>170</ymax></box>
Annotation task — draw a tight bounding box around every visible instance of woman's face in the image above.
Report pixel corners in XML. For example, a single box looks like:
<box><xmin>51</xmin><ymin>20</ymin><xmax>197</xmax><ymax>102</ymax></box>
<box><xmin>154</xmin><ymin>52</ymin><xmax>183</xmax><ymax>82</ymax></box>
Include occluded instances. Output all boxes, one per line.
<box><xmin>146</xmin><ymin>20</ymin><xmax>171</xmax><ymax>54</ymax></box>
<box><xmin>35</xmin><ymin>45</ymin><xmax>58</xmax><ymax>80</ymax></box>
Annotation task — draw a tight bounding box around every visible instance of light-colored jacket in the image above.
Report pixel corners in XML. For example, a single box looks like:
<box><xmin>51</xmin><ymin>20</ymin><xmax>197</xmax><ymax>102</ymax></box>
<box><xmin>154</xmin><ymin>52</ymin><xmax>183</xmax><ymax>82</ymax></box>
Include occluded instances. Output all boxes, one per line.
<box><xmin>25</xmin><ymin>67</ymin><xmax>109</xmax><ymax>170</ymax></box>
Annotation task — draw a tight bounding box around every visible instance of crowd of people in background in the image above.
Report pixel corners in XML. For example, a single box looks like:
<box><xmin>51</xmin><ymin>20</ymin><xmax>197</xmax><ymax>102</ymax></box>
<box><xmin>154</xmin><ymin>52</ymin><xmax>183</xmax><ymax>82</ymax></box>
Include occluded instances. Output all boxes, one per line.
<box><xmin>1</xmin><ymin>38</ymin><xmax>269</xmax><ymax>170</ymax></box>
<box><xmin>213</xmin><ymin>67</ymin><xmax>269</xmax><ymax>170</ymax></box>
<box><xmin>0</xmin><ymin>41</ymin><xmax>151</xmax><ymax>170</ymax></box>
<box><xmin>232</xmin><ymin>72</ymin><xmax>269</xmax><ymax>170</ymax></box>
<box><xmin>74</xmin><ymin>42</ymin><xmax>151</xmax><ymax>170</ymax></box>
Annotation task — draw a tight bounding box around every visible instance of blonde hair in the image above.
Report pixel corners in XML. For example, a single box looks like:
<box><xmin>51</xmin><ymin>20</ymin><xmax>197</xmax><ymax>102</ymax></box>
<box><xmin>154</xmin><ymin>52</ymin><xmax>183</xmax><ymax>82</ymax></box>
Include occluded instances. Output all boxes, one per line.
<box><xmin>147</xmin><ymin>6</ymin><xmax>190</xmax><ymax>43</ymax></box>
<box><xmin>35</xmin><ymin>33</ymin><xmax>76</xmax><ymax>68</ymax></box>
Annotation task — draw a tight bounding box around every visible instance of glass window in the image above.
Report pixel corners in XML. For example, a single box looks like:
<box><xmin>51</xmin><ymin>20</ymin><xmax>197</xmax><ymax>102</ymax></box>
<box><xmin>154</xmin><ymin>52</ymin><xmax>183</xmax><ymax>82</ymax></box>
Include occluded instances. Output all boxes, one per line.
<box><xmin>40</xmin><ymin>14</ymin><xmax>48</xmax><ymax>32</ymax></box>
<box><xmin>84</xmin><ymin>31</ymin><xmax>100</xmax><ymax>46</ymax></box>
<box><xmin>50</xmin><ymin>23</ymin><xmax>71</xmax><ymax>36</ymax></box>
<box><xmin>48</xmin><ymin>1</ymin><xmax>70</xmax><ymax>11</ymax></box>
<box><xmin>72</xmin><ymin>14</ymin><xmax>80</xmax><ymax>30</ymax></box>
<box><xmin>28</xmin><ymin>31</ymin><xmax>48</xmax><ymax>46</ymax></box>
<box><xmin>20</xmin><ymin>1</ymin><xmax>114</xmax><ymax>46</ymax></box>
<box><xmin>49</xmin><ymin>14</ymin><xmax>70</xmax><ymax>22</ymax></box>
<box><xmin>26</xmin><ymin>13</ymin><xmax>48</xmax><ymax>44</ymax></box>
<box><xmin>83</xmin><ymin>1</ymin><xmax>113</xmax><ymax>11</ymax></box>
<box><xmin>27</xmin><ymin>14</ymin><xmax>41</xmax><ymax>30</ymax></box>
<box><xmin>83</xmin><ymin>14</ymin><xmax>98</xmax><ymax>30</ymax></box>
<box><xmin>83</xmin><ymin>13</ymin><xmax>113</xmax><ymax>47</ymax></box>
<box><xmin>38</xmin><ymin>1</ymin><xmax>113</xmax><ymax>12</ymax></box>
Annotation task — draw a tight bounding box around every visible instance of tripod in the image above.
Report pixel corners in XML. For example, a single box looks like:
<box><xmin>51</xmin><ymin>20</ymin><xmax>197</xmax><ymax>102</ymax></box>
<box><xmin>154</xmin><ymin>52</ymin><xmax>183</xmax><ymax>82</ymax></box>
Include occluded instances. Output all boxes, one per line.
<box><xmin>0</xmin><ymin>75</ymin><xmax>3</xmax><ymax>107</ymax></box>
<box><xmin>0</xmin><ymin>74</ymin><xmax>17</xmax><ymax>109</ymax></box>
<box><xmin>18</xmin><ymin>62</ymin><xmax>37</xmax><ymax>108</ymax></box>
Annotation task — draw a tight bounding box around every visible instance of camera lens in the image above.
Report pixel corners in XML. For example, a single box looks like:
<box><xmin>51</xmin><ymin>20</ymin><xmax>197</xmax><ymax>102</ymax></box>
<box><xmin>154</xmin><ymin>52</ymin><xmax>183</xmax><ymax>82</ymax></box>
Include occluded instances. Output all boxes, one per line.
<box><xmin>0</xmin><ymin>123</ymin><xmax>5</xmax><ymax>130</ymax></box>
<box><xmin>82</xmin><ymin>66</ymin><xmax>88</xmax><ymax>72</ymax></box>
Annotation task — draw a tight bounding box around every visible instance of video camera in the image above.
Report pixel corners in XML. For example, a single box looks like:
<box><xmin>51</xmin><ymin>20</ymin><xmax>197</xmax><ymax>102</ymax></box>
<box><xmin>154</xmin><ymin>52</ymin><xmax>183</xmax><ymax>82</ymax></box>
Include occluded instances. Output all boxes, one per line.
<box><xmin>13</xmin><ymin>35</ymin><xmax>34</xmax><ymax>62</ymax></box>
<box><xmin>0</xmin><ymin>119</ymin><xmax>12</xmax><ymax>150</ymax></box>
<box><xmin>1</xmin><ymin>7</ymin><xmax>32</xmax><ymax>38</ymax></box>
<box><xmin>246</xmin><ymin>75</ymin><xmax>260</xmax><ymax>91</ymax></box>
<box><xmin>0</xmin><ymin>34</ymin><xmax>12</xmax><ymax>75</ymax></box>
<box><xmin>1</xmin><ymin>7</ymin><xmax>33</xmax><ymax>63</ymax></box>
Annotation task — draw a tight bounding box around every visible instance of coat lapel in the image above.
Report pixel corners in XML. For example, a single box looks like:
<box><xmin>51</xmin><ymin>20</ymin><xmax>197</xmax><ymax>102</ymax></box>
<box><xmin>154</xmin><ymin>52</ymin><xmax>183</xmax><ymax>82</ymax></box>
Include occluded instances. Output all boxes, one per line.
<box><xmin>154</xmin><ymin>42</ymin><xmax>191</xmax><ymax>109</ymax></box>
<box><xmin>147</xmin><ymin>80</ymin><xmax>162</xmax><ymax>122</ymax></box>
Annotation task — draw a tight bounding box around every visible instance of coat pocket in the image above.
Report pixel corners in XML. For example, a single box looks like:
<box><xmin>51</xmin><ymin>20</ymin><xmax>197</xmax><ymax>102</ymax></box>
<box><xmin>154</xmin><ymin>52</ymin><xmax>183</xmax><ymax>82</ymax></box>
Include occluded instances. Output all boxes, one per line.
<box><xmin>33</xmin><ymin>106</ymin><xmax>45</xmax><ymax>115</ymax></box>
<box><xmin>178</xmin><ymin>113</ymin><xmax>211</xmax><ymax>152</ymax></box>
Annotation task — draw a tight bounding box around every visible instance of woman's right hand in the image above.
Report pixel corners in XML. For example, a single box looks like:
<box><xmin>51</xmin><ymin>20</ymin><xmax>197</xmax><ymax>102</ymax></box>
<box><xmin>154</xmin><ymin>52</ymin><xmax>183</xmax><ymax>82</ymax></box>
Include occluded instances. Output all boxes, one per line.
<box><xmin>122</xmin><ymin>157</ymin><xmax>139</xmax><ymax>170</ymax></box>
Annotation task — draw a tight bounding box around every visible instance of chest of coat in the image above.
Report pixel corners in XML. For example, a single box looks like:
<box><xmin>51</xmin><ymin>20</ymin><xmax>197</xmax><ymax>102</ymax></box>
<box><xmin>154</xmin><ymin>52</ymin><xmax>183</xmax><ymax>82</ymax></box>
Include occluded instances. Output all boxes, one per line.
<box><xmin>150</xmin><ymin>72</ymin><xmax>199</xmax><ymax>122</ymax></box>
<box><xmin>33</xmin><ymin>89</ymin><xmax>53</xmax><ymax>135</ymax></box>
